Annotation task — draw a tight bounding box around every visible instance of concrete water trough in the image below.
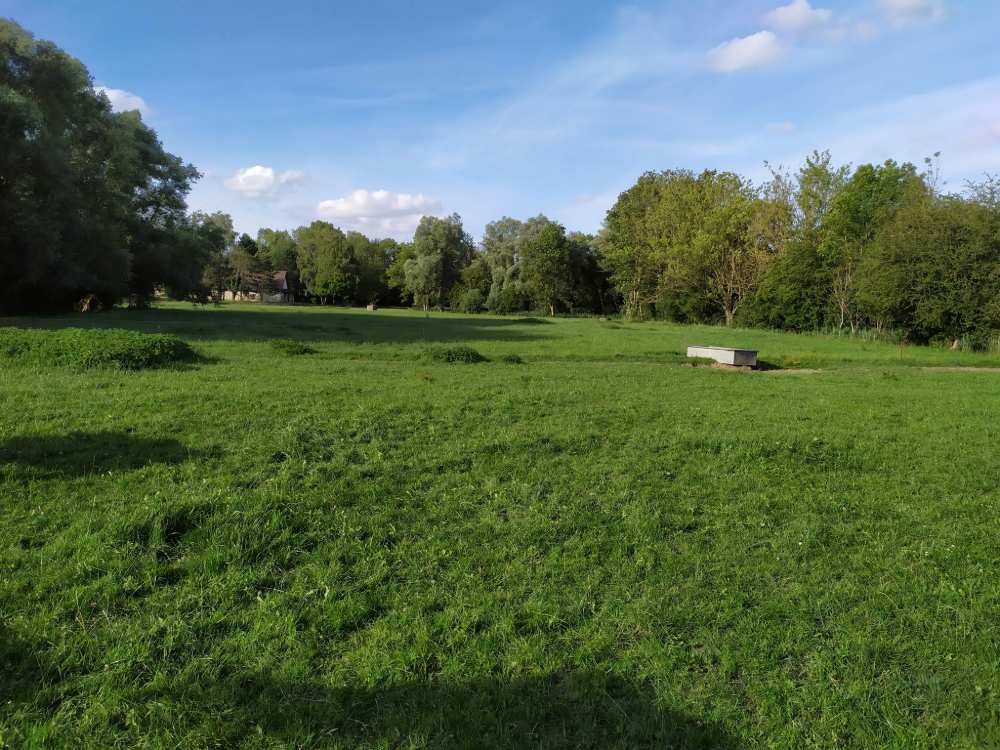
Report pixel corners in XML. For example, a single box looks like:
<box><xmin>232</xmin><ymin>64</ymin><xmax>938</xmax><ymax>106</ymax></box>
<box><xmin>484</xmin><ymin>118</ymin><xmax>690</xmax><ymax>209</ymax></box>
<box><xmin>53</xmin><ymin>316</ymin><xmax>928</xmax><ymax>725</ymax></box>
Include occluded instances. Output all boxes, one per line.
<box><xmin>686</xmin><ymin>345</ymin><xmax>758</xmax><ymax>368</ymax></box>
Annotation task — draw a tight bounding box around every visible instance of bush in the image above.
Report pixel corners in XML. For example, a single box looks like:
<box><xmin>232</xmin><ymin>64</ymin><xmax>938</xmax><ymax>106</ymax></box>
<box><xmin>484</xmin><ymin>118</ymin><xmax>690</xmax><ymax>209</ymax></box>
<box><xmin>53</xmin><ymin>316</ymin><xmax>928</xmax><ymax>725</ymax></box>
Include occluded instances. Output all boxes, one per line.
<box><xmin>458</xmin><ymin>288</ymin><xmax>486</xmax><ymax>314</ymax></box>
<box><xmin>0</xmin><ymin>327</ymin><xmax>196</xmax><ymax>370</ymax></box>
<box><xmin>270</xmin><ymin>340</ymin><xmax>318</xmax><ymax>356</ymax></box>
<box><xmin>425</xmin><ymin>345</ymin><xmax>488</xmax><ymax>363</ymax></box>
<box><xmin>500</xmin><ymin>353</ymin><xmax>524</xmax><ymax>364</ymax></box>
<box><xmin>487</xmin><ymin>284</ymin><xmax>532</xmax><ymax>315</ymax></box>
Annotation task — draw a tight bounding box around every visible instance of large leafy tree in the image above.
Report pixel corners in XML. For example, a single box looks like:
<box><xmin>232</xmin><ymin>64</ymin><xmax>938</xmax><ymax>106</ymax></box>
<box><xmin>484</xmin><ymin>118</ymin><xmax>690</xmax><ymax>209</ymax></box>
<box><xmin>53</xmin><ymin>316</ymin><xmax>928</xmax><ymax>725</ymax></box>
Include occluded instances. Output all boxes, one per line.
<box><xmin>257</xmin><ymin>228</ymin><xmax>297</xmax><ymax>273</ymax></box>
<box><xmin>404</xmin><ymin>214</ymin><xmax>473</xmax><ymax>308</ymax></box>
<box><xmin>296</xmin><ymin>221</ymin><xmax>355</xmax><ymax>303</ymax></box>
<box><xmin>601</xmin><ymin>170</ymin><xmax>706</xmax><ymax>320</ymax></box>
<box><xmin>229</xmin><ymin>234</ymin><xmax>273</xmax><ymax>297</ymax></box>
<box><xmin>193</xmin><ymin>212</ymin><xmax>233</xmax><ymax>301</ymax></box>
<box><xmin>521</xmin><ymin>222</ymin><xmax>573</xmax><ymax>316</ymax></box>
<box><xmin>820</xmin><ymin>160</ymin><xmax>923</xmax><ymax>331</ymax></box>
<box><xmin>747</xmin><ymin>151</ymin><xmax>850</xmax><ymax>330</ymax></box>
<box><xmin>857</xmin><ymin>193</ymin><xmax>1000</xmax><ymax>346</ymax></box>
<box><xmin>0</xmin><ymin>19</ymin><xmax>199</xmax><ymax>312</ymax></box>
<box><xmin>402</xmin><ymin>253</ymin><xmax>441</xmax><ymax>312</ymax></box>
<box><xmin>482</xmin><ymin>216</ymin><xmax>555</xmax><ymax>314</ymax></box>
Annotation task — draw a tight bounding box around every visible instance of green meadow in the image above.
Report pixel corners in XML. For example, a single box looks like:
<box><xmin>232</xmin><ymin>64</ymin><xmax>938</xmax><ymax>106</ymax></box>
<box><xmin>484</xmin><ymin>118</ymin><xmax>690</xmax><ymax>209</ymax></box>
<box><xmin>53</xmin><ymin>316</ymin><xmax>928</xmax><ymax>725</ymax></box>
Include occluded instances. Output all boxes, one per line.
<box><xmin>2</xmin><ymin>303</ymin><xmax>1000</xmax><ymax>749</ymax></box>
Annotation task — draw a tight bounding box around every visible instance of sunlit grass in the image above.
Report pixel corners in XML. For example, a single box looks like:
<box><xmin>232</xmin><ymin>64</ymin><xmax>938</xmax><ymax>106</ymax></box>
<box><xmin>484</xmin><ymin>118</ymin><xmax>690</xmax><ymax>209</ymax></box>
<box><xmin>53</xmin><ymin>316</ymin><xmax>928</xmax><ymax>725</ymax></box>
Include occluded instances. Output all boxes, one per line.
<box><xmin>1</xmin><ymin>303</ymin><xmax>999</xmax><ymax>748</ymax></box>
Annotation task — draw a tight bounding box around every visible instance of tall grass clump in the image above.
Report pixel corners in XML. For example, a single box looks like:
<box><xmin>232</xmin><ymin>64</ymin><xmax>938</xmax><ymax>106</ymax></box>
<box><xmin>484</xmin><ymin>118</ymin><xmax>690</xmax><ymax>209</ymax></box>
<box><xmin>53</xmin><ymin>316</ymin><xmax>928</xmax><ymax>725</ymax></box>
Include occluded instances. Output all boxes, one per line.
<box><xmin>424</xmin><ymin>345</ymin><xmax>488</xmax><ymax>363</ymax></box>
<box><xmin>270</xmin><ymin>339</ymin><xmax>318</xmax><ymax>356</ymax></box>
<box><xmin>0</xmin><ymin>327</ymin><xmax>195</xmax><ymax>370</ymax></box>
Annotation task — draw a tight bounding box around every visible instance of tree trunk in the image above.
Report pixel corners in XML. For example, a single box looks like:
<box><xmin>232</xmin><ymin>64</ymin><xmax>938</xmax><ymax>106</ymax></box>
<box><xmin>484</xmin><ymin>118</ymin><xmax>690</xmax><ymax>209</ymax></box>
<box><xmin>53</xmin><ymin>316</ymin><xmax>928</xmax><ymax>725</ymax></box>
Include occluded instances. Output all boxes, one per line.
<box><xmin>549</xmin><ymin>303</ymin><xmax>555</xmax><ymax>317</ymax></box>
<box><xmin>724</xmin><ymin>308</ymin><xmax>735</xmax><ymax>327</ymax></box>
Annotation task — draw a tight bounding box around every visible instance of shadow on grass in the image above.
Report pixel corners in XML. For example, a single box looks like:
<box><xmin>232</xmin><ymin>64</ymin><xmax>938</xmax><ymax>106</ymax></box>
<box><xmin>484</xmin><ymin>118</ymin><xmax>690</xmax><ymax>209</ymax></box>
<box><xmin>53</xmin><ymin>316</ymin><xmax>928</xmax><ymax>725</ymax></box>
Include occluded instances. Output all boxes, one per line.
<box><xmin>0</xmin><ymin>625</ymin><xmax>47</xmax><ymax>707</ymax></box>
<box><xmin>0</xmin><ymin>307</ymin><xmax>554</xmax><ymax>345</ymax></box>
<box><xmin>0</xmin><ymin>632</ymin><xmax>739</xmax><ymax>747</ymax></box>
<box><xmin>171</xmin><ymin>670</ymin><xmax>739</xmax><ymax>749</ymax></box>
<box><xmin>0</xmin><ymin>431</ymin><xmax>215</xmax><ymax>478</ymax></box>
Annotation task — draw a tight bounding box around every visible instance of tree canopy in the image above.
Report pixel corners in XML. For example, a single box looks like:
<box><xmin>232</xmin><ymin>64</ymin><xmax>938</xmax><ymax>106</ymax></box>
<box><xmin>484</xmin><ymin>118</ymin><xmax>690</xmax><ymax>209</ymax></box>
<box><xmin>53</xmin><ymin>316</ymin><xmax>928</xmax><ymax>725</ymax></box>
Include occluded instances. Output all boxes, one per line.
<box><xmin>0</xmin><ymin>19</ymin><xmax>203</xmax><ymax>312</ymax></box>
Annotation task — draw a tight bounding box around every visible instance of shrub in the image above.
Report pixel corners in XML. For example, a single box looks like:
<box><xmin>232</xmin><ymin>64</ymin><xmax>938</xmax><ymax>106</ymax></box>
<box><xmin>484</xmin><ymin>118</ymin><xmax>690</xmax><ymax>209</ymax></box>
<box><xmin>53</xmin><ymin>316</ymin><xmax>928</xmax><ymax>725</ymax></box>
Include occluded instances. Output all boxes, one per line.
<box><xmin>500</xmin><ymin>353</ymin><xmax>524</xmax><ymax>364</ymax></box>
<box><xmin>425</xmin><ymin>345</ymin><xmax>488</xmax><ymax>363</ymax></box>
<box><xmin>458</xmin><ymin>288</ymin><xmax>486</xmax><ymax>314</ymax></box>
<box><xmin>487</xmin><ymin>284</ymin><xmax>531</xmax><ymax>315</ymax></box>
<box><xmin>0</xmin><ymin>327</ymin><xmax>195</xmax><ymax>370</ymax></box>
<box><xmin>270</xmin><ymin>340</ymin><xmax>318</xmax><ymax>356</ymax></box>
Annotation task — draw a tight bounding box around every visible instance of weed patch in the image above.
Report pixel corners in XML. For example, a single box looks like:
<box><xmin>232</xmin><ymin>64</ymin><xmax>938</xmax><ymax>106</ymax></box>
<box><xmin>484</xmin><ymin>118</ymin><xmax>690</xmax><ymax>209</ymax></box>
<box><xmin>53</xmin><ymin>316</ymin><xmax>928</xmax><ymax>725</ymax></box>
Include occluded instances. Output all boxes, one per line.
<box><xmin>0</xmin><ymin>327</ymin><xmax>195</xmax><ymax>370</ymax></box>
<box><xmin>425</xmin><ymin>345</ymin><xmax>488</xmax><ymax>363</ymax></box>
<box><xmin>270</xmin><ymin>339</ymin><xmax>318</xmax><ymax>356</ymax></box>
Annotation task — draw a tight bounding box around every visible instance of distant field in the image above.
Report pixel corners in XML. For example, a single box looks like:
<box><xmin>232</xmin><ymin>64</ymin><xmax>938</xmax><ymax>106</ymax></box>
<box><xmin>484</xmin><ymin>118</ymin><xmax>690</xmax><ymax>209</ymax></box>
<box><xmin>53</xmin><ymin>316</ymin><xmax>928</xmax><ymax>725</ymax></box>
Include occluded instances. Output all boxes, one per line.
<box><xmin>2</xmin><ymin>303</ymin><xmax>999</xmax><ymax>748</ymax></box>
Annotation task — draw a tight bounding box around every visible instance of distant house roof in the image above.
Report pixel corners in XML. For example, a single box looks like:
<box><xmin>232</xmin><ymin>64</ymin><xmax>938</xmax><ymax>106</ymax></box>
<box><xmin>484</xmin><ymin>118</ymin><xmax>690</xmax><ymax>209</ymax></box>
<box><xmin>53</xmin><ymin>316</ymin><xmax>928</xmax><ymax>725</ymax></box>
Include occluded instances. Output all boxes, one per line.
<box><xmin>273</xmin><ymin>270</ymin><xmax>288</xmax><ymax>291</ymax></box>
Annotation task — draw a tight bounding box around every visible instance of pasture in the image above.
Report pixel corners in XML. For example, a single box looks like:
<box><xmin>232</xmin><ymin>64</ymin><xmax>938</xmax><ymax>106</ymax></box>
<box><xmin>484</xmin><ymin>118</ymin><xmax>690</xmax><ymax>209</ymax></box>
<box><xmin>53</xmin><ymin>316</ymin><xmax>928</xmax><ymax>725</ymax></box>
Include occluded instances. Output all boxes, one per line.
<box><xmin>2</xmin><ymin>304</ymin><xmax>999</xmax><ymax>748</ymax></box>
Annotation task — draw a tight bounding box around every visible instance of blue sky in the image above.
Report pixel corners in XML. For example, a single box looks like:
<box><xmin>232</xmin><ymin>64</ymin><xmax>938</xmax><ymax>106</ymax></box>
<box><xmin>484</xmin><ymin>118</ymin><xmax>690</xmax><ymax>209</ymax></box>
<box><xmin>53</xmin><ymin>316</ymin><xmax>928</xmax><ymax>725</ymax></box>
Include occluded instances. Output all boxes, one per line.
<box><xmin>4</xmin><ymin>0</ymin><xmax>1000</xmax><ymax>240</ymax></box>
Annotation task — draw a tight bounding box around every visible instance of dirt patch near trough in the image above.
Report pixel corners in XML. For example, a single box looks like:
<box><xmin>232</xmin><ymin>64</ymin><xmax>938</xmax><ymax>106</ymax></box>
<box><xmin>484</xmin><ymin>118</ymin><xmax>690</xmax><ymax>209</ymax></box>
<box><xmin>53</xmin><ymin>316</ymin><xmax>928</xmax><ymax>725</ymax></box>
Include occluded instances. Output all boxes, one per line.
<box><xmin>922</xmin><ymin>367</ymin><xmax>1000</xmax><ymax>373</ymax></box>
<box><xmin>701</xmin><ymin>363</ymin><xmax>822</xmax><ymax>375</ymax></box>
<box><xmin>759</xmin><ymin>368</ymin><xmax>822</xmax><ymax>375</ymax></box>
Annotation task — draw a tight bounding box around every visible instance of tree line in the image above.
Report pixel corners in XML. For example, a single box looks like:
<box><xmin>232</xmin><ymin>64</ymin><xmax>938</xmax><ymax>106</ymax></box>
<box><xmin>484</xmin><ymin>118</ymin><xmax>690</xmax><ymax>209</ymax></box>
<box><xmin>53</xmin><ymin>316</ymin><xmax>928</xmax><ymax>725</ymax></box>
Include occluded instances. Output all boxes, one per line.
<box><xmin>603</xmin><ymin>153</ymin><xmax>1000</xmax><ymax>348</ymax></box>
<box><xmin>194</xmin><ymin>212</ymin><xmax>614</xmax><ymax>317</ymax></box>
<box><xmin>4</xmin><ymin>18</ymin><xmax>1000</xmax><ymax>348</ymax></box>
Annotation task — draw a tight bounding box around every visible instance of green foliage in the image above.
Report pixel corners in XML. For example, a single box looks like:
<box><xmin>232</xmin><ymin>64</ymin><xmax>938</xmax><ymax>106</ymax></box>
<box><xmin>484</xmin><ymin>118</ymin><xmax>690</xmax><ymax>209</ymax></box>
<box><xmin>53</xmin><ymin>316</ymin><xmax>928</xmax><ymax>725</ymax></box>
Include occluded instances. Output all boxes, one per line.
<box><xmin>603</xmin><ymin>170</ymin><xmax>790</xmax><ymax>324</ymax></box>
<box><xmin>487</xmin><ymin>282</ymin><xmax>532</xmax><ymax>314</ymax></box>
<box><xmin>0</xmin><ymin>19</ymin><xmax>200</xmax><ymax>312</ymax></box>
<box><xmin>257</xmin><ymin>228</ymin><xmax>298</xmax><ymax>273</ymax></box>
<box><xmin>461</xmin><ymin>256</ymin><xmax>493</xmax><ymax>297</ymax></box>
<box><xmin>403</xmin><ymin>214</ymin><xmax>474</xmax><ymax>309</ymax></box>
<box><xmin>820</xmin><ymin>160</ymin><xmax>925</xmax><ymax>330</ymax></box>
<box><xmin>0</xmin><ymin>327</ymin><xmax>195</xmax><ymax>369</ymax></box>
<box><xmin>296</xmin><ymin>221</ymin><xmax>355</xmax><ymax>302</ymax></box>
<box><xmin>269</xmin><ymin>339</ymin><xmax>318</xmax><ymax>356</ymax></box>
<box><xmin>457</xmin><ymin>288</ymin><xmax>487</xmax><ymax>313</ymax></box>
<box><xmin>741</xmin><ymin>238</ymin><xmax>830</xmax><ymax>330</ymax></box>
<box><xmin>499</xmin><ymin>353</ymin><xmax>524</xmax><ymax>364</ymax></box>
<box><xmin>856</xmin><ymin>195</ymin><xmax>1000</xmax><ymax>343</ymax></box>
<box><xmin>403</xmin><ymin>253</ymin><xmax>443</xmax><ymax>311</ymax></box>
<box><xmin>521</xmin><ymin>221</ymin><xmax>573</xmax><ymax>315</ymax></box>
<box><xmin>424</xmin><ymin>344</ymin><xmax>488</xmax><ymax>363</ymax></box>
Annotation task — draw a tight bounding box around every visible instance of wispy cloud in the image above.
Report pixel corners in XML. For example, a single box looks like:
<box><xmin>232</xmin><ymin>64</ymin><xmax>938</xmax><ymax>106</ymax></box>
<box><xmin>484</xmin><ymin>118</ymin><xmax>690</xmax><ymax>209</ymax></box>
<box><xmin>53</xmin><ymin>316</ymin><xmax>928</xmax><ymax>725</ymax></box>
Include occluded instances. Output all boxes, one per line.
<box><xmin>421</xmin><ymin>7</ymin><xmax>690</xmax><ymax>170</ymax></box>
<box><xmin>707</xmin><ymin>31</ymin><xmax>785</xmax><ymax>73</ymax></box>
<box><xmin>879</xmin><ymin>0</ymin><xmax>947</xmax><ymax>27</ymax></box>
<box><xmin>803</xmin><ymin>76</ymin><xmax>1000</xmax><ymax>176</ymax></box>
<box><xmin>767</xmin><ymin>121</ymin><xmax>797</xmax><ymax>134</ymax></box>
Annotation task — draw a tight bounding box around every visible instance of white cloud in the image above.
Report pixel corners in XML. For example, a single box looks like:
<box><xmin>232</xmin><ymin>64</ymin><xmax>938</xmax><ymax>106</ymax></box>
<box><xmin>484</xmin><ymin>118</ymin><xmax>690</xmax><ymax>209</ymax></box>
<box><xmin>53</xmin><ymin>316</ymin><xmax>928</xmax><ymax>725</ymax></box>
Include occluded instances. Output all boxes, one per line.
<box><xmin>767</xmin><ymin>121</ymin><xmax>797</xmax><ymax>134</ymax></box>
<box><xmin>765</xmin><ymin>0</ymin><xmax>833</xmax><ymax>33</ymax></box>
<box><xmin>878</xmin><ymin>0</ymin><xmax>946</xmax><ymax>27</ymax></box>
<box><xmin>96</xmin><ymin>86</ymin><xmax>150</xmax><ymax>115</ymax></box>
<box><xmin>224</xmin><ymin>166</ymin><xmax>305</xmax><ymax>198</ymax></box>
<box><xmin>707</xmin><ymin>31</ymin><xmax>785</xmax><ymax>73</ymax></box>
<box><xmin>316</xmin><ymin>189</ymin><xmax>442</xmax><ymax>238</ymax></box>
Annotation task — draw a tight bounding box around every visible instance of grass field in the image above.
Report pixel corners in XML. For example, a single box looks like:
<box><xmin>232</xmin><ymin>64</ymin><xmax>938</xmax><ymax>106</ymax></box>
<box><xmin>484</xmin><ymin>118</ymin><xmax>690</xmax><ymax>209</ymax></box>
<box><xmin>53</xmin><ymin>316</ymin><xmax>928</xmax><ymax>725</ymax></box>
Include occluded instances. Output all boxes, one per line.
<box><xmin>2</xmin><ymin>303</ymin><xmax>1000</xmax><ymax>749</ymax></box>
